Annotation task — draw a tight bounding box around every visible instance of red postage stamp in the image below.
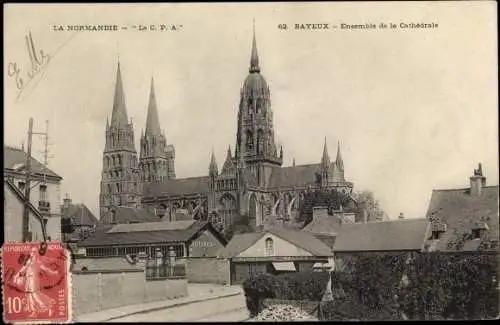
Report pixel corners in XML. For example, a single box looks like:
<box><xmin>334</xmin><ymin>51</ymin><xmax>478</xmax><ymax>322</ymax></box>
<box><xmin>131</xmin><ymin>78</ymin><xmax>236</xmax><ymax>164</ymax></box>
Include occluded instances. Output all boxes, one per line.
<box><xmin>2</xmin><ymin>241</ymin><xmax>71</xmax><ymax>324</ymax></box>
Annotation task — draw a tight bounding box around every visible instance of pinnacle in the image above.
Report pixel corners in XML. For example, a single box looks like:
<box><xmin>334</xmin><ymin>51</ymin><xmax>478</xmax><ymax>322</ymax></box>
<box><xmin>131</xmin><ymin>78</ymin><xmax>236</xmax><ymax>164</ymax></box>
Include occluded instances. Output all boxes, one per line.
<box><xmin>110</xmin><ymin>62</ymin><xmax>129</xmax><ymax>128</ymax></box>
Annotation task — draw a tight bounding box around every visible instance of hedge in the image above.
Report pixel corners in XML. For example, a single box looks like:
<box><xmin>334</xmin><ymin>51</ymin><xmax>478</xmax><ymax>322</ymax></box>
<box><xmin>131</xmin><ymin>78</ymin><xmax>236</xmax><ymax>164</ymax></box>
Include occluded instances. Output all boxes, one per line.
<box><xmin>243</xmin><ymin>252</ymin><xmax>499</xmax><ymax>320</ymax></box>
<box><xmin>242</xmin><ymin>271</ymin><xmax>330</xmax><ymax>317</ymax></box>
<box><xmin>320</xmin><ymin>252</ymin><xmax>499</xmax><ymax>321</ymax></box>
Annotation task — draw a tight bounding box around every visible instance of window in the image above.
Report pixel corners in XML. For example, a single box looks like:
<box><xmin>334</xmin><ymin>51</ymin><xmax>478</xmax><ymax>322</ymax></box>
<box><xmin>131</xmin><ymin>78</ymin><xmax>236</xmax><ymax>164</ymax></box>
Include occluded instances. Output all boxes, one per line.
<box><xmin>18</xmin><ymin>182</ymin><xmax>26</xmax><ymax>192</ymax></box>
<box><xmin>39</xmin><ymin>185</ymin><xmax>47</xmax><ymax>202</ymax></box>
<box><xmin>265</xmin><ymin>238</ymin><xmax>274</xmax><ymax>256</ymax></box>
<box><xmin>431</xmin><ymin>231</ymin><xmax>443</xmax><ymax>240</ymax></box>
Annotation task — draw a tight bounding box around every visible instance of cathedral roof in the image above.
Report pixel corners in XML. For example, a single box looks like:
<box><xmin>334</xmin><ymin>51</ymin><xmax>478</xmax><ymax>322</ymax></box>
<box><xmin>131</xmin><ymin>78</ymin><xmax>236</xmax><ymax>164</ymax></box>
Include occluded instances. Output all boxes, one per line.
<box><xmin>145</xmin><ymin>77</ymin><xmax>162</xmax><ymax>136</ymax></box>
<box><xmin>110</xmin><ymin>62</ymin><xmax>129</xmax><ymax>128</ymax></box>
<box><xmin>143</xmin><ymin>176</ymin><xmax>210</xmax><ymax>197</ymax></box>
<box><xmin>268</xmin><ymin>163</ymin><xmax>320</xmax><ymax>188</ymax></box>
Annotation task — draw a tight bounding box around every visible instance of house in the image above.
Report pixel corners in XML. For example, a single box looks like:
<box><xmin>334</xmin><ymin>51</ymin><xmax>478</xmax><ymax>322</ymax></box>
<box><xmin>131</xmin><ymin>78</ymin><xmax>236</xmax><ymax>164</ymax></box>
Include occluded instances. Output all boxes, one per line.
<box><xmin>217</xmin><ymin>227</ymin><xmax>333</xmax><ymax>284</ymax></box>
<box><xmin>4</xmin><ymin>145</ymin><xmax>64</xmax><ymax>241</ymax></box>
<box><xmin>424</xmin><ymin>163</ymin><xmax>499</xmax><ymax>252</ymax></box>
<box><xmin>79</xmin><ymin>220</ymin><xmax>227</xmax><ymax>260</ymax></box>
<box><xmin>61</xmin><ymin>194</ymin><xmax>99</xmax><ymax>243</ymax></box>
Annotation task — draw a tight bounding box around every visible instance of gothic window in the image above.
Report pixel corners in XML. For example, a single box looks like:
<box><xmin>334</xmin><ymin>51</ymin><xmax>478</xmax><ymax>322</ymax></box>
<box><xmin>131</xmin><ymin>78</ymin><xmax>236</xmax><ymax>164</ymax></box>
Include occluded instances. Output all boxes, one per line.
<box><xmin>107</xmin><ymin>184</ymin><xmax>112</xmax><ymax>194</ymax></box>
<box><xmin>246</xmin><ymin>131</ymin><xmax>253</xmax><ymax>150</ymax></box>
<box><xmin>116</xmin><ymin>183</ymin><xmax>120</xmax><ymax>193</ymax></box>
<box><xmin>257</xmin><ymin>130</ymin><xmax>264</xmax><ymax>155</ymax></box>
<box><xmin>265</xmin><ymin>238</ymin><xmax>274</xmax><ymax>256</ymax></box>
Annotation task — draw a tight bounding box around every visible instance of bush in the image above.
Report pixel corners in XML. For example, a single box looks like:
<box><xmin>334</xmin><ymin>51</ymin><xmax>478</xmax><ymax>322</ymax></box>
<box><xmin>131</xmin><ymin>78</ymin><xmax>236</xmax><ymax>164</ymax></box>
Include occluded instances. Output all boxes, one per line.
<box><xmin>243</xmin><ymin>271</ymin><xmax>331</xmax><ymax>317</ymax></box>
<box><xmin>276</xmin><ymin>271</ymin><xmax>330</xmax><ymax>301</ymax></box>
<box><xmin>243</xmin><ymin>273</ymin><xmax>285</xmax><ymax>317</ymax></box>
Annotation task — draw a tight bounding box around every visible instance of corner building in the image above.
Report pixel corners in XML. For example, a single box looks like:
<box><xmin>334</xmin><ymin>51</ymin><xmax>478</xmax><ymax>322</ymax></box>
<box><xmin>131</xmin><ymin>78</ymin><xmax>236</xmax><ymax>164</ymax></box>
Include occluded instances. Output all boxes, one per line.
<box><xmin>100</xmin><ymin>28</ymin><xmax>356</xmax><ymax>232</ymax></box>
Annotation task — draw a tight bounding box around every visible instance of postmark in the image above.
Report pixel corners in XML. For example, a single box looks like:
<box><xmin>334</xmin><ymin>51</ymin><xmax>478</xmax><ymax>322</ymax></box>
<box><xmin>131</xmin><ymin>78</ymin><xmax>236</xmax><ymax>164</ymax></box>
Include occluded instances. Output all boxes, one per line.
<box><xmin>2</xmin><ymin>241</ymin><xmax>71</xmax><ymax>324</ymax></box>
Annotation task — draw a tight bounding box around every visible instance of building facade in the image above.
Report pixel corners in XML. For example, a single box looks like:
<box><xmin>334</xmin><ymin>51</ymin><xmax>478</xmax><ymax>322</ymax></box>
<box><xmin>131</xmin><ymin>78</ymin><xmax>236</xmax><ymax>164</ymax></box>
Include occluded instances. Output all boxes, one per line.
<box><xmin>4</xmin><ymin>145</ymin><xmax>63</xmax><ymax>241</ymax></box>
<box><xmin>99</xmin><ymin>28</ymin><xmax>357</xmax><ymax>233</ymax></box>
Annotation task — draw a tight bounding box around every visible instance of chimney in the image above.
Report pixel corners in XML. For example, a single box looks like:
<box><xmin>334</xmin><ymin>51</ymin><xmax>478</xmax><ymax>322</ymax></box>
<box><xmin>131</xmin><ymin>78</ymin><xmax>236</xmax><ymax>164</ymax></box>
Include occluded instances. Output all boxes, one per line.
<box><xmin>398</xmin><ymin>212</ymin><xmax>405</xmax><ymax>220</ymax></box>
<box><xmin>63</xmin><ymin>193</ymin><xmax>72</xmax><ymax>208</ymax></box>
<box><xmin>470</xmin><ymin>163</ymin><xmax>487</xmax><ymax>197</ymax></box>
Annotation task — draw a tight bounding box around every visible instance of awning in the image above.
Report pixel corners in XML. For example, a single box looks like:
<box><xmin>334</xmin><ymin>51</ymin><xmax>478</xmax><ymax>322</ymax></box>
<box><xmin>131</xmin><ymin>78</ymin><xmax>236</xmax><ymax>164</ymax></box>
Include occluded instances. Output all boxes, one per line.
<box><xmin>272</xmin><ymin>262</ymin><xmax>296</xmax><ymax>271</ymax></box>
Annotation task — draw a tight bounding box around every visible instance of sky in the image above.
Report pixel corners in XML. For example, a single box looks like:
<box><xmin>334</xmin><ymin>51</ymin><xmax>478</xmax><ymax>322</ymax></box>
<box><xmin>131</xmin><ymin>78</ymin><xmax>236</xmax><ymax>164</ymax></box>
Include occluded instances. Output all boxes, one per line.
<box><xmin>4</xmin><ymin>2</ymin><xmax>498</xmax><ymax>220</ymax></box>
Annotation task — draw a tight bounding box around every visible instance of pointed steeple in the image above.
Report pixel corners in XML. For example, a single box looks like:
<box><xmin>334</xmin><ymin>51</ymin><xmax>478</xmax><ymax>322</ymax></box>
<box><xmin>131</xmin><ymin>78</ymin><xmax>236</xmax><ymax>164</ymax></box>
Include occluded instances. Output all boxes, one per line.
<box><xmin>249</xmin><ymin>19</ymin><xmax>260</xmax><ymax>73</ymax></box>
<box><xmin>321</xmin><ymin>137</ymin><xmax>330</xmax><ymax>167</ymax></box>
<box><xmin>106</xmin><ymin>117</ymin><xmax>110</xmax><ymax>130</ymax></box>
<box><xmin>145</xmin><ymin>77</ymin><xmax>161</xmax><ymax>136</ymax></box>
<box><xmin>209</xmin><ymin>149</ymin><xmax>218</xmax><ymax>175</ymax></box>
<box><xmin>221</xmin><ymin>145</ymin><xmax>235</xmax><ymax>173</ymax></box>
<box><xmin>110</xmin><ymin>62</ymin><xmax>129</xmax><ymax>128</ymax></box>
<box><xmin>336</xmin><ymin>141</ymin><xmax>344</xmax><ymax>171</ymax></box>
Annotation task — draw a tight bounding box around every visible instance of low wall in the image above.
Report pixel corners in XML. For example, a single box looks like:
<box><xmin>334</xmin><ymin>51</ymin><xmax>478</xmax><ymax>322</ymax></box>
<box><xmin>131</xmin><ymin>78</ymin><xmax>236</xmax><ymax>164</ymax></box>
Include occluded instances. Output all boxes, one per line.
<box><xmin>186</xmin><ymin>257</ymin><xmax>230</xmax><ymax>285</ymax></box>
<box><xmin>72</xmin><ymin>270</ymin><xmax>187</xmax><ymax>316</ymax></box>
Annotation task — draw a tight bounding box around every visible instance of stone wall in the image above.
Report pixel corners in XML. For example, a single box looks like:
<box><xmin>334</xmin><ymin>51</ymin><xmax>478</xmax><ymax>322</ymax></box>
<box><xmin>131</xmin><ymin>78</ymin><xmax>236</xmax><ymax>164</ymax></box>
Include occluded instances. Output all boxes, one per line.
<box><xmin>186</xmin><ymin>257</ymin><xmax>230</xmax><ymax>285</ymax></box>
<box><xmin>72</xmin><ymin>270</ymin><xmax>187</xmax><ymax>316</ymax></box>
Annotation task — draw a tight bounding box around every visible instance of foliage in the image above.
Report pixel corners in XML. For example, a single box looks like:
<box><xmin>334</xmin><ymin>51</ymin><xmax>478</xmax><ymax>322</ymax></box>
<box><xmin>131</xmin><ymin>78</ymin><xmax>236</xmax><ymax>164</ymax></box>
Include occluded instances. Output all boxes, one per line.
<box><xmin>352</xmin><ymin>190</ymin><xmax>387</xmax><ymax>222</ymax></box>
<box><xmin>243</xmin><ymin>273</ymin><xmax>285</xmax><ymax>317</ymax></box>
<box><xmin>298</xmin><ymin>189</ymin><xmax>354</xmax><ymax>225</ymax></box>
<box><xmin>320</xmin><ymin>252</ymin><xmax>499</xmax><ymax>321</ymax></box>
<box><xmin>243</xmin><ymin>271</ymin><xmax>331</xmax><ymax>316</ymax></box>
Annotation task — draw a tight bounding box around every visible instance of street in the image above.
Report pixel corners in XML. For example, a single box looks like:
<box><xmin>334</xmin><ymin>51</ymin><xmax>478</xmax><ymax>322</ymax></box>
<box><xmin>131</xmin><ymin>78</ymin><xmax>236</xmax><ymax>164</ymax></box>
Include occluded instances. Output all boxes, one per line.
<box><xmin>109</xmin><ymin>293</ymin><xmax>249</xmax><ymax>322</ymax></box>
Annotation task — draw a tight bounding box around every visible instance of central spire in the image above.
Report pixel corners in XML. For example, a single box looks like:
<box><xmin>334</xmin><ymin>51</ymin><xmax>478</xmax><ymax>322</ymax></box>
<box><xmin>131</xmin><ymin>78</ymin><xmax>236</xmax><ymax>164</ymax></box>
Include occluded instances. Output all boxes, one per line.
<box><xmin>249</xmin><ymin>19</ymin><xmax>260</xmax><ymax>73</ymax></box>
<box><xmin>145</xmin><ymin>77</ymin><xmax>161</xmax><ymax>136</ymax></box>
<box><xmin>110</xmin><ymin>62</ymin><xmax>129</xmax><ymax>128</ymax></box>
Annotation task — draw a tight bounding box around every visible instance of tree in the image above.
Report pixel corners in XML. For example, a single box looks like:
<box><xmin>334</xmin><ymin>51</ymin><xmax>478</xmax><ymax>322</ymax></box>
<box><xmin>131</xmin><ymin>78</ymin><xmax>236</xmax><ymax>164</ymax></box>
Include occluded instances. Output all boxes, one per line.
<box><xmin>352</xmin><ymin>190</ymin><xmax>387</xmax><ymax>222</ymax></box>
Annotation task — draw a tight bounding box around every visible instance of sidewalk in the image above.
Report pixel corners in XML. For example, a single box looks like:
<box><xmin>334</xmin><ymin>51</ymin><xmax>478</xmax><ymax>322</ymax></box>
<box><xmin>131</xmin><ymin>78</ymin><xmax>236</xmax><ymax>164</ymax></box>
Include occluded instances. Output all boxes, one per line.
<box><xmin>75</xmin><ymin>284</ymin><xmax>244</xmax><ymax>323</ymax></box>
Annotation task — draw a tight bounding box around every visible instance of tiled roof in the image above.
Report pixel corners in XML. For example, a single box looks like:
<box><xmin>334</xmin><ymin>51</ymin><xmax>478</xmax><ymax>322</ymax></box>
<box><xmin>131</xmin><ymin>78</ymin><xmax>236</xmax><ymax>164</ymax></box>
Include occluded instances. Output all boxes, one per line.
<box><xmin>62</xmin><ymin>204</ymin><xmax>98</xmax><ymax>226</ymax></box>
<box><xmin>143</xmin><ymin>176</ymin><xmax>210</xmax><ymax>197</ymax></box>
<box><xmin>425</xmin><ymin>185</ymin><xmax>499</xmax><ymax>251</ymax></box>
<box><xmin>101</xmin><ymin>206</ymin><xmax>160</xmax><ymax>224</ymax></box>
<box><xmin>302</xmin><ymin>213</ymin><xmax>340</xmax><ymax>235</ymax></box>
<box><xmin>268</xmin><ymin>164</ymin><xmax>319</xmax><ymax>188</ymax></box>
<box><xmin>4</xmin><ymin>146</ymin><xmax>61</xmax><ymax>179</ymax></box>
<box><xmin>217</xmin><ymin>227</ymin><xmax>332</xmax><ymax>258</ymax></box>
<box><xmin>80</xmin><ymin>221</ymin><xmax>211</xmax><ymax>247</ymax></box>
<box><xmin>217</xmin><ymin>232</ymin><xmax>263</xmax><ymax>258</ymax></box>
<box><xmin>270</xmin><ymin>227</ymin><xmax>333</xmax><ymax>256</ymax></box>
<box><xmin>107</xmin><ymin>220</ymin><xmax>196</xmax><ymax>233</ymax></box>
<box><xmin>333</xmin><ymin>219</ymin><xmax>430</xmax><ymax>252</ymax></box>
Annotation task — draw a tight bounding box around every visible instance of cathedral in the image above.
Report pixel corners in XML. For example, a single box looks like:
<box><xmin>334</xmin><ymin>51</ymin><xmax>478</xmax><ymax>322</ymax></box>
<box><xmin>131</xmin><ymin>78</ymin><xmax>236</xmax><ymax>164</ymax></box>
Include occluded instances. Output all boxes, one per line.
<box><xmin>99</xmin><ymin>28</ymin><xmax>356</xmax><ymax>232</ymax></box>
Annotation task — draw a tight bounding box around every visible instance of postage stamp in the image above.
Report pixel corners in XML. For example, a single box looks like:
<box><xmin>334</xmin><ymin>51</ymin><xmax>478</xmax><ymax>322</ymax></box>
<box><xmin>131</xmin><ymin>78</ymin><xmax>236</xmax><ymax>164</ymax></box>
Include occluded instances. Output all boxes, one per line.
<box><xmin>2</xmin><ymin>241</ymin><xmax>71</xmax><ymax>324</ymax></box>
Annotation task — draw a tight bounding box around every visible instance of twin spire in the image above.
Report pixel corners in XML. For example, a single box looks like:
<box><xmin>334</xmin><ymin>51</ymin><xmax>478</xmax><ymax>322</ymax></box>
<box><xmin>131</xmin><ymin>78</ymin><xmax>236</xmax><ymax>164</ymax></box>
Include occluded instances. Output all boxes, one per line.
<box><xmin>110</xmin><ymin>62</ymin><xmax>129</xmax><ymax>128</ymax></box>
<box><xmin>145</xmin><ymin>77</ymin><xmax>161</xmax><ymax>136</ymax></box>
<box><xmin>321</xmin><ymin>138</ymin><xmax>344</xmax><ymax>171</ymax></box>
<box><xmin>109</xmin><ymin>62</ymin><xmax>162</xmax><ymax>138</ymax></box>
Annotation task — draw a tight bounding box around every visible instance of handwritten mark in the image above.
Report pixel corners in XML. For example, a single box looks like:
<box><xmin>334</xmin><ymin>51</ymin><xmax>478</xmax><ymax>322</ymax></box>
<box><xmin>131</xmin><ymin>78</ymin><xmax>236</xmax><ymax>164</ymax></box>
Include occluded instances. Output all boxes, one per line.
<box><xmin>8</xmin><ymin>30</ymin><xmax>79</xmax><ymax>101</ymax></box>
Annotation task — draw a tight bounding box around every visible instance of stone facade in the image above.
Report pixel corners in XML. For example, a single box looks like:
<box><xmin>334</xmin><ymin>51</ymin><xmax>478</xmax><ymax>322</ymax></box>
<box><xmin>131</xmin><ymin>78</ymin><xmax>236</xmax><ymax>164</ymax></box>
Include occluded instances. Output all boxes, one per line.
<box><xmin>185</xmin><ymin>257</ymin><xmax>231</xmax><ymax>285</ymax></box>
<box><xmin>99</xmin><ymin>27</ymin><xmax>356</xmax><ymax>233</ymax></box>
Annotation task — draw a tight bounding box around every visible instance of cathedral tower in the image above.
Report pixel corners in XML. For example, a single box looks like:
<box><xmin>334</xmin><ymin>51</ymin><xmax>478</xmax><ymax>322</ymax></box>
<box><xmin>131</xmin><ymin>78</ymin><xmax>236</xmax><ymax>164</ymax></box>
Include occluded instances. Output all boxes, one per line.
<box><xmin>235</xmin><ymin>23</ymin><xmax>283</xmax><ymax>187</ymax></box>
<box><xmin>99</xmin><ymin>62</ymin><xmax>142</xmax><ymax>218</ymax></box>
<box><xmin>139</xmin><ymin>77</ymin><xmax>176</xmax><ymax>183</ymax></box>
